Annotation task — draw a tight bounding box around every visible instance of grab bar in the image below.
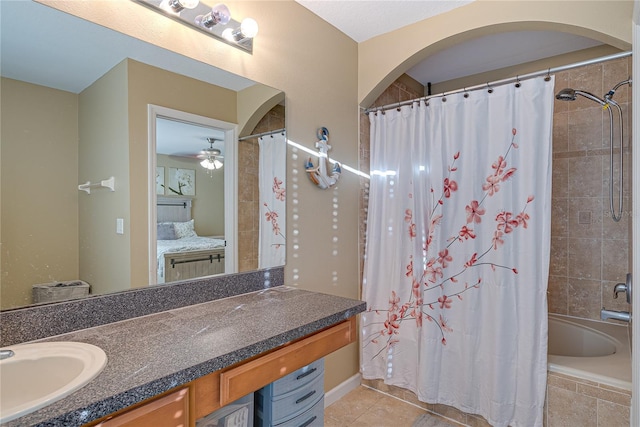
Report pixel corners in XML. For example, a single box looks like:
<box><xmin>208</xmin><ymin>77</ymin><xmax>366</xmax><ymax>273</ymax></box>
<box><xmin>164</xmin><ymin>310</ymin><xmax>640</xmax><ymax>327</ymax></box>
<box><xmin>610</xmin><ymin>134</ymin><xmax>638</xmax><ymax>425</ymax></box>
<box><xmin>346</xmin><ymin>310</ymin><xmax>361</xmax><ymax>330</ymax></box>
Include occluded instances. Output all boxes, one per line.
<box><xmin>170</xmin><ymin>253</ymin><xmax>224</xmax><ymax>268</ymax></box>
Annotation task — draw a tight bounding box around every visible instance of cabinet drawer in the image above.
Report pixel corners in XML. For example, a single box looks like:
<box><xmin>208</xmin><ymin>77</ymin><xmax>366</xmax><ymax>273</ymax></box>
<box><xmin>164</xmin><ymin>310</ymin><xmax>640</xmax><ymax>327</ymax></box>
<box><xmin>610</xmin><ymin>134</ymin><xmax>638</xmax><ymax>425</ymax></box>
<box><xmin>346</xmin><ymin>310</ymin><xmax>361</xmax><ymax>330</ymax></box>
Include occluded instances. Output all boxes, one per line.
<box><xmin>220</xmin><ymin>317</ymin><xmax>355</xmax><ymax>405</ymax></box>
<box><xmin>271</xmin><ymin>373</ymin><xmax>323</xmax><ymax>425</ymax></box>
<box><xmin>275</xmin><ymin>396</ymin><xmax>324</xmax><ymax>427</ymax></box>
<box><xmin>272</xmin><ymin>359</ymin><xmax>324</xmax><ymax>397</ymax></box>
<box><xmin>95</xmin><ymin>388</ymin><xmax>189</xmax><ymax>427</ymax></box>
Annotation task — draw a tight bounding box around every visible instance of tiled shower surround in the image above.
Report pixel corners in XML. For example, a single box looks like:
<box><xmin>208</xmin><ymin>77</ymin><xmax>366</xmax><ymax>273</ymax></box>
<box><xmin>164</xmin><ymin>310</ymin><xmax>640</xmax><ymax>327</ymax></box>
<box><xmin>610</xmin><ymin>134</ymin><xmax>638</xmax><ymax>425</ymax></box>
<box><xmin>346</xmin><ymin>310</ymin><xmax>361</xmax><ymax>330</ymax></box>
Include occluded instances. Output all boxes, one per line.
<box><xmin>359</xmin><ymin>56</ymin><xmax>632</xmax><ymax>426</ymax></box>
<box><xmin>237</xmin><ymin>104</ymin><xmax>285</xmax><ymax>272</ymax></box>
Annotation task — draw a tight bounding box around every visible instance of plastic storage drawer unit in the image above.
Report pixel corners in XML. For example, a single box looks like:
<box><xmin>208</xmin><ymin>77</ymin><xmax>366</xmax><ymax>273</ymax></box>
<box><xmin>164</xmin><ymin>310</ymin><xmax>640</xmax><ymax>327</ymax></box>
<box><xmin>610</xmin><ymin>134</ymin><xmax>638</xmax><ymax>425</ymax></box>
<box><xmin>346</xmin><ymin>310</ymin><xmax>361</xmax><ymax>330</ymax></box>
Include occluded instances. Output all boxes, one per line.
<box><xmin>196</xmin><ymin>393</ymin><xmax>253</xmax><ymax>427</ymax></box>
<box><xmin>255</xmin><ymin>359</ymin><xmax>324</xmax><ymax>426</ymax></box>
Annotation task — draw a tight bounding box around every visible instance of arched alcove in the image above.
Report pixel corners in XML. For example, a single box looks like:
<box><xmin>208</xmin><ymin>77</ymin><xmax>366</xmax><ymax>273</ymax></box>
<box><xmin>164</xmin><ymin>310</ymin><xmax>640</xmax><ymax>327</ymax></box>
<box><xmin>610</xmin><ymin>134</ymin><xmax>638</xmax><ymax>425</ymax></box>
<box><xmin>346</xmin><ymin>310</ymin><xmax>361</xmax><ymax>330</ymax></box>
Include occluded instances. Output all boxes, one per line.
<box><xmin>359</xmin><ymin>1</ymin><xmax>633</xmax><ymax>107</ymax></box>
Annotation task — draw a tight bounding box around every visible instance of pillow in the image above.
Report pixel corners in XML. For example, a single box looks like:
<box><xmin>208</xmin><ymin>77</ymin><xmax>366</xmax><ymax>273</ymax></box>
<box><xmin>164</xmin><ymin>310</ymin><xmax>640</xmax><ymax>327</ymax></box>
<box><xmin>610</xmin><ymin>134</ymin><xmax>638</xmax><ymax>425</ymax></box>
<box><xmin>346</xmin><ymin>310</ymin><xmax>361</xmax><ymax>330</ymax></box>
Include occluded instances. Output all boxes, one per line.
<box><xmin>173</xmin><ymin>219</ymin><xmax>197</xmax><ymax>238</ymax></box>
<box><xmin>157</xmin><ymin>222</ymin><xmax>177</xmax><ymax>240</ymax></box>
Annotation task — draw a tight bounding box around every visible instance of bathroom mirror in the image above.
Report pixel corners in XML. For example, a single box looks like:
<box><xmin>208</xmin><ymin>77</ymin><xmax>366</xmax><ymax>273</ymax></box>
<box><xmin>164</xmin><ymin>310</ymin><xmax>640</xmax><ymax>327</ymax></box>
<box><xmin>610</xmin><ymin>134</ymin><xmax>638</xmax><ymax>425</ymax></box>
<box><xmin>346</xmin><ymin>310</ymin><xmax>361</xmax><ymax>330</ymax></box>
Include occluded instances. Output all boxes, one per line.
<box><xmin>0</xmin><ymin>1</ymin><xmax>286</xmax><ymax>310</ymax></box>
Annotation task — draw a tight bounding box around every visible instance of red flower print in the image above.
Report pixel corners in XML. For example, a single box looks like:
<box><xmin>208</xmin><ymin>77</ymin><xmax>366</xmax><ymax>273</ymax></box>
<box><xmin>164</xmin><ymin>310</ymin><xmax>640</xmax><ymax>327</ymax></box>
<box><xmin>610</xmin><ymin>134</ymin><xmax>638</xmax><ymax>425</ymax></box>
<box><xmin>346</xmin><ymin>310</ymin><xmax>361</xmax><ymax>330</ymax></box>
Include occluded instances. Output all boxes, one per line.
<box><xmin>492</xmin><ymin>230</ymin><xmax>504</xmax><ymax>250</ymax></box>
<box><xmin>496</xmin><ymin>211</ymin><xmax>519</xmax><ymax>233</ymax></box>
<box><xmin>274</xmin><ymin>187</ymin><xmax>285</xmax><ymax>201</ymax></box>
<box><xmin>501</xmin><ymin>168</ymin><xmax>517</xmax><ymax>182</ymax></box>
<box><xmin>482</xmin><ymin>174</ymin><xmax>501</xmax><ymax>196</ymax></box>
<box><xmin>389</xmin><ymin>291</ymin><xmax>400</xmax><ymax>312</ymax></box>
<box><xmin>443</xmin><ymin>178</ymin><xmax>458</xmax><ymax>198</ymax></box>
<box><xmin>527</xmin><ymin>195</ymin><xmax>535</xmax><ymax>203</ymax></box>
<box><xmin>437</xmin><ymin>249</ymin><xmax>453</xmax><ymax>268</ymax></box>
<box><xmin>516</xmin><ymin>212</ymin><xmax>530</xmax><ymax>228</ymax></box>
<box><xmin>459</xmin><ymin>226</ymin><xmax>476</xmax><ymax>240</ymax></box>
<box><xmin>426</xmin><ymin>265</ymin><xmax>443</xmax><ymax>283</ymax></box>
<box><xmin>404</xmin><ymin>209</ymin><xmax>413</xmax><ymax>223</ymax></box>
<box><xmin>512</xmin><ymin>128</ymin><xmax>517</xmax><ymax>135</ymax></box>
<box><xmin>465</xmin><ymin>200</ymin><xmax>485</xmax><ymax>224</ymax></box>
<box><xmin>439</xmin><ymin>314</ymin><xmax>453</xmax><ymax>332</ymax></box>
<box><xmin>265</xmin><ymin>211</ymin><xmax>278</xmax><ymax>222</ymax></box>
<box><xmin>405</xmin><ymin>260</ymin><xmax>414</xmax><ymax>278</ymax></box>
<box><xmin>384</xmin><ymin>313</ymin><xmax>400</xmax><ymax>335</ymax></box>
<box><xmin>438</xmin><ymin>295</ymin><xmax>452</xmax><ymax>309</ymax></box>
<box><xmin>492</xmin><ymin>156</ymin><xmax>507</xmax><ymax>176</ymax></box>
<box><xmin>464</xmin><ymin>253</ymin><xmax>478</xmax><ymax>268</ymax></box>
<box><xmin>408</xmin><ymin>223</ymin><xmax>416</xmax><ymax>238</ymax></box>
<box><xmin>454</xmin><ymin>151</ymin><xmax>460</xmax><ymax>160</ymax></box>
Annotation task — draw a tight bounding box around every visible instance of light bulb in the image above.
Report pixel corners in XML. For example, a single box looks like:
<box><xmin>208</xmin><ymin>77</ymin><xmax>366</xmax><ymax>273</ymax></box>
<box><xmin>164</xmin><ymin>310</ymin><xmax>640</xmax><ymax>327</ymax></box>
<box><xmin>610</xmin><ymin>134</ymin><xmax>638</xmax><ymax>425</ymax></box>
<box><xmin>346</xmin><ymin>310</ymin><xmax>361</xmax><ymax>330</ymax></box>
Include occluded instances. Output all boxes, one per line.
<box><xmin>180</xmin><ymin>0</ymin><xmax>199</xmax><ymax>9</ymax></box>
<box><xmin>222</xmin><ymin>28</ymin><xmax>235</xmax><ymax>42</ymax></box>
<box><xmin>239</xmin><ymin>18</ymin><xmax>258</xmax><ymax>38</ymax></box>
<box><xmin>195</xmin><ymin>3</ymin><xmax>231</xmax><ymax>29</ymax></box>
<box><xmin>160</xmin><ymin>0</ymin><xmax>199</xmax><ymax>13</ymax></box>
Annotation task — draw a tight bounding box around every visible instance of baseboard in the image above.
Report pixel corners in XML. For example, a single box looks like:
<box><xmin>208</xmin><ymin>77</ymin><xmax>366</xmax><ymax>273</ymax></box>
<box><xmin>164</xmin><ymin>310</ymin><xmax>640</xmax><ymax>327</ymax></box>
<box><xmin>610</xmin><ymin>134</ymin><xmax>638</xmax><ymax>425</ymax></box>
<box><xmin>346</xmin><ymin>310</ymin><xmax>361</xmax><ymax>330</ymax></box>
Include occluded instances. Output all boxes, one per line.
<box><xmin>324</xmin><ymin>373</ymin><xmax>361</xmax><ymax>407</ymax></box>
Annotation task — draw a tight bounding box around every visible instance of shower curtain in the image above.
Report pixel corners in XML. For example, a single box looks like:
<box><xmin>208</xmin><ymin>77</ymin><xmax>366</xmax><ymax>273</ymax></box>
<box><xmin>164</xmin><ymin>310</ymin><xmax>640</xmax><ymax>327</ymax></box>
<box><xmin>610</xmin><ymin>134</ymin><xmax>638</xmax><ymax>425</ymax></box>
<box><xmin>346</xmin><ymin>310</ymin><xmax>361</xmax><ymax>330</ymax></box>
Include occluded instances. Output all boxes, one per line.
<box><xmin>258</xmin><ymin>132</ymin><xmax>286</xmax><ymax>268</ymax></box>
<box><xmin>361</xmin><ymin>77</ymin><xmax>554</xmax><ymax>426</ymax></box>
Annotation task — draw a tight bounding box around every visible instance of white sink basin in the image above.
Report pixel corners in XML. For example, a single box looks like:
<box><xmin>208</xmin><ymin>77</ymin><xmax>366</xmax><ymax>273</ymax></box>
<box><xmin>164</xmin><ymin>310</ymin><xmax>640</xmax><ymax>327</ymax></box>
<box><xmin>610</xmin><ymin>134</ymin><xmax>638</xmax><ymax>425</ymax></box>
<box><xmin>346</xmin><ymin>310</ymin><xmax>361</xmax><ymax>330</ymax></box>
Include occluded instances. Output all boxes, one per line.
<box><xmin>0</xmin><ymin>341</ymin><xmax>107</xmax><ymax>423</ymax></box>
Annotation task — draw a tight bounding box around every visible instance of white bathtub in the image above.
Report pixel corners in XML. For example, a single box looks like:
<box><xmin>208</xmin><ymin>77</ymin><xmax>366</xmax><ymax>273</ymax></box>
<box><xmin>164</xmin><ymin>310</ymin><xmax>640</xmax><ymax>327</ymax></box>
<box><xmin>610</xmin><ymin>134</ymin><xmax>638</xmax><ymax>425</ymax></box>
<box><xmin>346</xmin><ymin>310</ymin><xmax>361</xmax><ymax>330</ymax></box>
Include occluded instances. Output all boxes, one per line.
<box><xmin>548</xmin><ymin>314</ymin><xmax>631</xmax><ymax>390</ymax></box>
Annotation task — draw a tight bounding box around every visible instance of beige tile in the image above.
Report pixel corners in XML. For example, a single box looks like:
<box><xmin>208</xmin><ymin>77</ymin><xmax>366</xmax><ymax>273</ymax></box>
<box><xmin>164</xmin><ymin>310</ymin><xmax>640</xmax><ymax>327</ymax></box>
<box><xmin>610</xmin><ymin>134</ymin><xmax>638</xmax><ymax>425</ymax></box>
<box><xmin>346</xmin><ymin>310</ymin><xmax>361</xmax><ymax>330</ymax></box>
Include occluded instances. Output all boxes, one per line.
<box><xmin>547</xmin><ymin>385</ymin><xmax>597</xmax><ymax>427</ymax></box>
<box><xmin>567</xmin><ymin>238</ymin><xmax>601</xmax><ymax>280</ymax></box>
<box><xmin>602</xmin><ymin>197</ymin><xmax>631</xmax><ymax>240</ymax></box>
<box><xmin>549</xmin><ymin>237</ymin><xmax>568</xmax><ymax>277</ymax></box>
<box><xmin>567</xmin><ymin>197</ymin><xmax>602</xmax><ymax>239</ymax></box>
<box><xmin>552</xmin><ymin>157</ymin><xmax>568</xmax><ymax>199</ymax></box>
<box><xmin>568</xmin><ymin>156</ymin><xmax>602</xmax><ymax>198</ymax></box>
<box><xmin>577</xmin><ymin>383</ymin><xmax>631</xmax><ymax>406</ymax></box>
<box><xmin>351</xmin><ymin>394</ymin><xmax>427</xmax><ymax>426</ymax></box>
<box><xmin>568</xmin><ymin>107</ymin><xmax>604</xmax><ymax>151</ymax></box>
<box><xmin>325</xmin><ymin>386</ymin><xmax>385</xmax><ymax>424</ymax></box>
<box><xmin>547</xmin><ymin>276</ymin><xmax>568</xmax><ymax>315</ymax></box>
<box><xmin>553</xmin><ymin>111</ymin><xmax>569</xmax><ymax>153</ymax></box>
<box><xmin>601</xmin><ymin>240</ymin><xmax>629</xmax><ymax>283</ymax></box>
<box><xmin>547</xmin><ymin>373</ymin><xmax>577</xmax><ymax>392</ymax></box>
<box><xmin>551</xmin><ymin>198</ymin><xmax>569</xmax><ymax>237</ymax></box>
<box><xmin>597</xmin><ymin>400</ymin><xmax>630</xmax><ymax>427</ymax></box>
<box><xmin>430</xmin><ymin>404</ymin><xmax>468</xmax><ymax>425</ymax></box>
<box><xmin>568</xmin><ymin>63</ymin><xmax>603</xmax><ymax>112</ymax></box>
<box><xmin>567</xmin><ymin>278</ymin><xmax>602</xmax><ymax>320</ymax></box>
<box><xmin>466</xmin><ymin>414</ymin><xmax>492</xmax><ymax>427</ymax></box>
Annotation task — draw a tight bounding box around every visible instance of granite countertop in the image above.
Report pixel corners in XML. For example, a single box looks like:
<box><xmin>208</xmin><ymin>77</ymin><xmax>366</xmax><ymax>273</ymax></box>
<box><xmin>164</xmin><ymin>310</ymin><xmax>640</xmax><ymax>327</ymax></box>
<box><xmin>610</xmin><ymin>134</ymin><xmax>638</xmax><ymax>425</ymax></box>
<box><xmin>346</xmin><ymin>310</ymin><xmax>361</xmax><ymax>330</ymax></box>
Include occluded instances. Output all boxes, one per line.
<box><xmin>3</xmin><ymin>287</ymin><xmax>365</xmax><ymax>427</ymax></box>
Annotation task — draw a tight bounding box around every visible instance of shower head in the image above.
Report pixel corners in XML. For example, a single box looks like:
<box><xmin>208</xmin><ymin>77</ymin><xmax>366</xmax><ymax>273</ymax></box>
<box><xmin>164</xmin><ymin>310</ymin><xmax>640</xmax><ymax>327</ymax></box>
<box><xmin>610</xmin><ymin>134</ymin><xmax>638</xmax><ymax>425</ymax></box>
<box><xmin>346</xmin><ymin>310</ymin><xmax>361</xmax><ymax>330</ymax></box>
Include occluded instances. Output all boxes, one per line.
<box><xmin>555</xmin><ymin>88</ymin><xmax>577</xmax><ymax>101</ymax></box>
<box><xmin>555</xmin><ymin>88</ymin><xmax>607</xmax><ymax>106</ymax></box>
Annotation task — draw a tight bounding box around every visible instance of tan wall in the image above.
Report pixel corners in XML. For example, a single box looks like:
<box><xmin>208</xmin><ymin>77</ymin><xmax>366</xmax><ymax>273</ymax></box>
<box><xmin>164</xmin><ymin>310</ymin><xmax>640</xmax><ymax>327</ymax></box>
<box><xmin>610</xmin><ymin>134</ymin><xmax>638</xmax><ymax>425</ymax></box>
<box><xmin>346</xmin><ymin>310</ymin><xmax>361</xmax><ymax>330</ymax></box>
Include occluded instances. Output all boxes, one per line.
<box><xmin>127</xmin><ymin>59</ymin><xmax>237</xmax><ymax>289</ymax></box>
<box><xmin>78</xmin><ymin>60</ymin><xmax>131</xmax><ymax>296</ymax></box>
<box><xmin>0</xmin><ymin>78</ymin><xmax>79</xmax><ymax>309</ymax></box>
<box><xmin>44</xmin><ymin>0</ymin><xmax>360</xmax><ymax>391</ymax></box>
<box><xmin>157</xmin><ymin>154</ymin><xmax>225</xmax><ymax>236</ymax></box>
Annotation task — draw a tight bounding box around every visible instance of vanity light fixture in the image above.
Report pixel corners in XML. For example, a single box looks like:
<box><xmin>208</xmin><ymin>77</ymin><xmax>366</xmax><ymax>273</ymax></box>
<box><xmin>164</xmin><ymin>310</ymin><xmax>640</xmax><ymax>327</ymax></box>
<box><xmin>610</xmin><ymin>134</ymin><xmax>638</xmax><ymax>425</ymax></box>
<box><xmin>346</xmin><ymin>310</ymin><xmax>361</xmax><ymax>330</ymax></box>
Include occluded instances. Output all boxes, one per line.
<box><xmin>133</xmin><ymin>0</ymin><xmax>257</xmax><ymax>53</ymax></box>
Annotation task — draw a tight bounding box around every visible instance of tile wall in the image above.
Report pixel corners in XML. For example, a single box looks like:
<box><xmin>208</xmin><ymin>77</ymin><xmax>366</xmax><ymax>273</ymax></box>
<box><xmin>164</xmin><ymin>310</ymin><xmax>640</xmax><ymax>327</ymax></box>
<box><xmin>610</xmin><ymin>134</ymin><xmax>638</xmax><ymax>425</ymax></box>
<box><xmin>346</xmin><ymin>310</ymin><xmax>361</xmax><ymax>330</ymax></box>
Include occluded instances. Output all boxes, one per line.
<box><xmin>549</xmin><ymin>56</ymin><xmax>632</xmax><ymax>319</ymax></box>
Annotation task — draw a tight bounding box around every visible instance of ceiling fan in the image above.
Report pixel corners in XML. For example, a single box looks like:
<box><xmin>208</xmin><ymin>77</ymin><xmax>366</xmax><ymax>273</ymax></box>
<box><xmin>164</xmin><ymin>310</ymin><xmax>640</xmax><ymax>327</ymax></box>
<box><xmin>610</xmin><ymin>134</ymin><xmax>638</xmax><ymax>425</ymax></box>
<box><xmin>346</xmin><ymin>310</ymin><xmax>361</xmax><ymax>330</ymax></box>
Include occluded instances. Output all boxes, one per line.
<box><xmin>198</xmin><ymin>138</ymin><xmax>224</xmax><ymax>171</ymax></box>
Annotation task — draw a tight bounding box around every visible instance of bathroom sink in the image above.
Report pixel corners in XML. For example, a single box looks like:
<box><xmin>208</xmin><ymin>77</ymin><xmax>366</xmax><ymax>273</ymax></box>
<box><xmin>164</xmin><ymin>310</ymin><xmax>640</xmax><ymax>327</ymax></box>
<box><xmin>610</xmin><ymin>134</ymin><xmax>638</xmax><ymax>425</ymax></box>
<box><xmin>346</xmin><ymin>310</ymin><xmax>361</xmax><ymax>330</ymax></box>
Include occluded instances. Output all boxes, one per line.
<box><xmin>0</xmin><ymin>341</ymin><xmax>107</xmax><ymax>423</ymax></box>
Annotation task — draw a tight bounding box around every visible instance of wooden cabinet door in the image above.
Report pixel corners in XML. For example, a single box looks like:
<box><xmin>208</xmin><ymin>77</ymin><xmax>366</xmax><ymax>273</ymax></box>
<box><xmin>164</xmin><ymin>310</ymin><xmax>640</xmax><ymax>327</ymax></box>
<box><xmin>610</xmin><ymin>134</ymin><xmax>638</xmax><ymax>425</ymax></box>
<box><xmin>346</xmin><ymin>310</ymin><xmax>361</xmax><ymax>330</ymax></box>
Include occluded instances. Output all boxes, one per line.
<box><xmin>96</xmin><ymin>388</ymin><xmax>189</xmax><ymax>427</ymax></box>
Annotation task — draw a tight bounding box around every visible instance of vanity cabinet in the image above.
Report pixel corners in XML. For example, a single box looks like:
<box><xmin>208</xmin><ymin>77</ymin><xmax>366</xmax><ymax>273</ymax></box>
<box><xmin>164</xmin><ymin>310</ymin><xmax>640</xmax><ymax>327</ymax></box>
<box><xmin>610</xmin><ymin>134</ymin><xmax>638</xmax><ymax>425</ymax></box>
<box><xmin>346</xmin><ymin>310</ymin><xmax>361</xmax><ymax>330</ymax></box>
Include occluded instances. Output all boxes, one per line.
<box><xmin>95</xmin><ymin>388</ymin><xmax>189</xmax><ymax>427</ymax></box>
<box><xmin>86</xmin><ymin>317</ymin><xmax>356</xmax><ymax>427</ymax></box>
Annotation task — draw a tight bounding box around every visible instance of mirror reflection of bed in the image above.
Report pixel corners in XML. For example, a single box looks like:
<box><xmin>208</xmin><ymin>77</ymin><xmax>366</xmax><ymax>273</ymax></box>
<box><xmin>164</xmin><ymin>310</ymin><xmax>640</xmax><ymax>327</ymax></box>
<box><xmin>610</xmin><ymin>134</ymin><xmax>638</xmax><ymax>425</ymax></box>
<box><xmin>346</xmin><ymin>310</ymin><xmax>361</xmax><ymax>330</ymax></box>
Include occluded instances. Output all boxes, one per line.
<box><xmin>156</xmin><ymin>197</ymin><xmax>225</xmax><ymax>283</ymax></box>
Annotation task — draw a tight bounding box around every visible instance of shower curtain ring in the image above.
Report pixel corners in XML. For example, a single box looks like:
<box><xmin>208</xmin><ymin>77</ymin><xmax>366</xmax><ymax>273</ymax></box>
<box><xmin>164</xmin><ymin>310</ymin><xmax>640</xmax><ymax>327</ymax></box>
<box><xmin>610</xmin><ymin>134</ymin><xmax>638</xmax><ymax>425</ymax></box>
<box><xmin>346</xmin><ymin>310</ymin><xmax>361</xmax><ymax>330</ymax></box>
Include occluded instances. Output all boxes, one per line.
<box><xmin>515</xmin><ymin>76</ymin><xmax>521</xmax><ymax>88</ymax></box>
<box><xmin>463</xmin><ymin>88</ymin><xmax>469</xmax><ymax>98</ymax></box>
<box><xmin>487</xmin><ymin>82</ymin><xmax>493</xmax><ymax>94</ymax></box>
<box><xmin>544</xmin><ymin>69</ymin><xmax>551</xmax><ymax>82</ymax></box>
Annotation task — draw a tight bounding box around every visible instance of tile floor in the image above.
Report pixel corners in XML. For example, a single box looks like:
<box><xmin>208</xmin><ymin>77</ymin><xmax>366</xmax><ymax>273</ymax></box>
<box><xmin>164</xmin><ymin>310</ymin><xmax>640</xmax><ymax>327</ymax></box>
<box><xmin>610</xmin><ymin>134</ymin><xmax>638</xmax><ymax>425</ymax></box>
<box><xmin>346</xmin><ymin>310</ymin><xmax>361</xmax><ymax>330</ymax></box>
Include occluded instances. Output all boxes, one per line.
<box><xmin>324</xmin><ymin>386</ymin><xmax>459</xmax><ymax>427</ymax></box>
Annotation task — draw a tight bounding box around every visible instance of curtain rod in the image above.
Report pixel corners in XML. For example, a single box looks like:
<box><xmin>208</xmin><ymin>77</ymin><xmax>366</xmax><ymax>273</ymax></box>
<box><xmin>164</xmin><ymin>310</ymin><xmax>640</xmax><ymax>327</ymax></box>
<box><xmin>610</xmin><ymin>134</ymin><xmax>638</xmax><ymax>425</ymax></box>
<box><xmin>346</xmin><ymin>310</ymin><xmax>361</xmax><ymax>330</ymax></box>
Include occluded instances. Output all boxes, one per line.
<box><xmin>238</xmin><ymin>128</ymin><xmax>286</xmax><ymax>141</ymax></box>
<box><xmin>363</xmin><ymin>51</ymin><xmax>632</xmax><ymax>114</ymax></box>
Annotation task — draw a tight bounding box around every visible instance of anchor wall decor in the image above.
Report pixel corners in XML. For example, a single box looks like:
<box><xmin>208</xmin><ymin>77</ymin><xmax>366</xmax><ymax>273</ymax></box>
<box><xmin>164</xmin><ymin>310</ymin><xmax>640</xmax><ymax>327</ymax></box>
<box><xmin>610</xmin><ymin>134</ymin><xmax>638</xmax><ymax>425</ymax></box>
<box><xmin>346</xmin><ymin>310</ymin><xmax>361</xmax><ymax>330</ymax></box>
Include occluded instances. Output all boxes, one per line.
<box><xmin>305</xmin><ymin>127</ymin><xmax>341</xmax><ymax>189</ymax></box>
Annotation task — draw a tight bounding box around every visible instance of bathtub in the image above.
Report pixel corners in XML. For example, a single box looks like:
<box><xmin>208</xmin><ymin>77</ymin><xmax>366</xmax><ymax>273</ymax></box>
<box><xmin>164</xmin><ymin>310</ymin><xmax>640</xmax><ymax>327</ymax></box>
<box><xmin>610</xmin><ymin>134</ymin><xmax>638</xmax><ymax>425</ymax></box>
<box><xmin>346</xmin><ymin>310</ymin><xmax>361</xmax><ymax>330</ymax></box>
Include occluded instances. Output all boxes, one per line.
<box><xmin>548</xmin><ymin>313</ymin><xmax>631</xmax><ymax>390</ymax></box>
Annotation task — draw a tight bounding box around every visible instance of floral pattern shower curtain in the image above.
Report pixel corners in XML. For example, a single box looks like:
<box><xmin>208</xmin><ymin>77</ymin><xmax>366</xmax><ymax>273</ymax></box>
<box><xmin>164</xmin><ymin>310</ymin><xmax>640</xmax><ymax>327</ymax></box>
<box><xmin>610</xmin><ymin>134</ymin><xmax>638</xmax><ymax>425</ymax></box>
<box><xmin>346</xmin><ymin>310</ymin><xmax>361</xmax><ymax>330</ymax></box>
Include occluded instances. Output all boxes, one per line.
<box><xmin>258</xmin><ymin>132</ymin><xmax>286</xmax><ymax>268</ymax></box>
<box><xmin>361</xmin><ymin>77</ymin><xmax>554</xmax><ymax>426</ymax></box>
